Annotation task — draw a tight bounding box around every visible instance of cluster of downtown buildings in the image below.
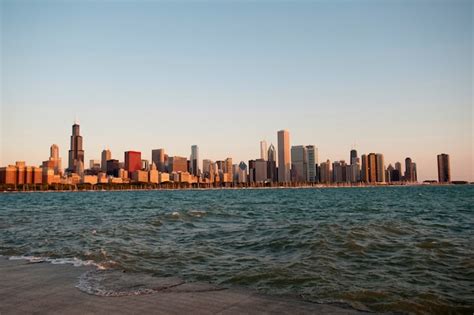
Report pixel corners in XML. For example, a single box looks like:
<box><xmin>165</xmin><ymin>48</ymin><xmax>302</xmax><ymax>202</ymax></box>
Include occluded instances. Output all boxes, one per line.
<box><xmin>0</xmin><ymin>123</ymin><xmax>452</xmax><ymax>188</ymax></box>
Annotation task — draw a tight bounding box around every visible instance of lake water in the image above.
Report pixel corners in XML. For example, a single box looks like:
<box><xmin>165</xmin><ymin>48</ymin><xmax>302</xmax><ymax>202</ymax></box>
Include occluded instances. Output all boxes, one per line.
<box><xmin>1</xmin><ymin>186</ymin><xmax>473</xmax><ymax>314</ymax></box>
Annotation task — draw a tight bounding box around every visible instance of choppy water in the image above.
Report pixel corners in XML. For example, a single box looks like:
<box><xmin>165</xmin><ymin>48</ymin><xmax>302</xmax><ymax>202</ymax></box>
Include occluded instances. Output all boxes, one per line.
<box><xmin>1</xmin><ymin>186</ymin><xmax>473</xmax><ymax>314</ymax></box>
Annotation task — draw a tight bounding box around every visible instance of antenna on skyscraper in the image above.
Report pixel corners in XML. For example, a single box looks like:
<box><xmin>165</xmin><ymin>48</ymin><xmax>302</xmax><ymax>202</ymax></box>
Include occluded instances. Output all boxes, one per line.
<box><xmin>74</xmin><ymin>115</ymin><xmax>79</xmax><ymax>125</ymax></box>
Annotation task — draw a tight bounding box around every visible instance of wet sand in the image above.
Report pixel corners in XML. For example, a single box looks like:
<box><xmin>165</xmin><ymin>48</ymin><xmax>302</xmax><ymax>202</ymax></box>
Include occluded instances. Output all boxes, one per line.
<box><xmin>0</xmin><ymin>257</ymin><xmax>367</xmax><ymax>314</ymax></box>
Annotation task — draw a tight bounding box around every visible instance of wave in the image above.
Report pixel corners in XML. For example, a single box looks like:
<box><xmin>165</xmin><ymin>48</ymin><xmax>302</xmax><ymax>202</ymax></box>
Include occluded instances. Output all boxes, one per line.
<box><xmin>188</xmin><ymin>210</ymin><xmax>207</xmax><ymax>218</ymax></box>
<box><xmin>76</xmin><ymin>269</ymin><xmax>184</xmax><ymax>297</ymax></box>
<box><xmin>7</xmin><ymin>255</ymin><xmax>114</xmax><ymax>270</ymax></box>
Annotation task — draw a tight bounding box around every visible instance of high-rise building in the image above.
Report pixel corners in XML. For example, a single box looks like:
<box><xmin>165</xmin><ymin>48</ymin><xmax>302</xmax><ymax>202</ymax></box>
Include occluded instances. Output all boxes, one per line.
<box><xmin>319</xmin><ymin>160</ymin><xmax>331</xmax><ymax>184</ymax></box>
<box><xmin>347</xmin><ymin>164</ymin><xmax>359</xmax><ymax>183</ymax></box>
<box><xmin>67</xmin><ymin>123</ymin><xmax>84</xmax><ymax>173</ymax></box>
<box><xmin>248</xmin><ymin>160</ymin><xmax>256</xmax><ymax>183</ymax></box>
<box><xmin>225</xmin><ymin>158</ymin><xmax>233</xmax><ymax>180</ymax></box>
<box><xmin>367</xmin><ymin>153</ymin><xmax>377</xmax><ymax>183</ymax></box>
<box><xmin>395</xmin><ymin>162</ymin><xmax>402</xmax><ymax>175</ymax></box>
<box><xmin>306</xmin><ymin>145</ymin><xmax>317</xmax><ymax>182</ymax></box>
<box><xmin>291</xmin><ymin>145</ymin><xmax>307</xmax><ymax>182</ymax></box>
<box><xmin>332</xmin><ymin>160</ymin><xmax>347</xmax><ymax>183</ymax></box>
<box><xmin>125</xmin><ymin>151</ymin><xmax>142</xmax><ymax>174</ymax></box>
<box><xmin>388</xmin><ymin>163</ymin><xmax>401</xmax><ymax>182</ymax></box>
<box><xmin>376</xmin><ymin>153</ymin><xmax>385</xmax><ymax>183</ymax></box>
<box><xmin>190</xmin><ymin>145</ymin><xmax>200</xmax><ymax>176</ymax></box>
<box><xmin>267</xmin><ymin>144</ymin><xmax>277</xmax><ymax>182</ymax></box>
<box><xmin>350</xmin><ymin>149</ymin><xmax>358</xmax><ymax>165</ymax></box>
<box><xmin>101</xmin><ymin>149</ymin><xmax>111</xmax><ymax>172</ymax></box>
<box><xmin>168</xmin><ymin>156</ymin><xmax>187</xmax><ymax>173</ymax></box>
<box><xmin>386</xmin><ymin>164</ymin><xmax>394</xmax><ymax>183</ymax></box>
<box><xmin>151</xmin><ymin>149</ymin><xmax>166</xmax><ymax>172</ymax></box>
<box><xmin>361</xmin><ymin>154</ymin><xmax>368</xmax><ymax>182</ymax></box>
<box><xmin>404</xmin><ymin>157</ymin><xmax>417</xmax><ymax>182</ymax></box>
<box><xmin>362</xmin><ymin>153</ymin><xmax>385</xmax><ymax>183</ymax></box>
<box><xmin>260</xmin><ymin>140</ymin><xmax>268</xmax><ymax>161</ymax></box>
<box><xmin>254</xmin><ymin>159</ymin><xmax>268</xmax><ymax>182</ymax></box>
<box><xmin>237</xmin><ymin>161</ymin><xmax>247</xmax><ymax>183</ymax></box>
<box><xmin>277</xmin><ymin>130</ymin><xmax>290</xmax><ymax>183</ymax></box>
<box><xmin>49</xmin><ymin>144</ymin><xmax>62</xmax><ymax>175</ymax></box>
<box><xmin>437</xmin><ymin>153</ymin><xmax>451</xmax><ymax>183</ymax></box>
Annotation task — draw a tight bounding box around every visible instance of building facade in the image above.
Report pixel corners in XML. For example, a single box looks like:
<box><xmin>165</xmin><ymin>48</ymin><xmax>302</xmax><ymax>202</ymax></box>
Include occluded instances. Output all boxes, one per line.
<box><xmin>67</xmin><ymin>123</ymin><xmax>84</xmax><ymax>173</ymax></box>
<box><xmin>277</xmin><ymin>130</ymin><xmax>291</xmax><ymax>183</ymax></box>
<box><xmin>437</xmin><ymin>153</ymin><xmax>450</xmax><ymax>183</ymax></box>
<box><xmin>101</xmin><ymin>149</ymin><xmax>111</xmax><ymax>172</ymax></box>
<box><xmin>125</xmin><ymin>151</ymin><xmax>142</xmax><ymax>175</ymax></box>
<box><xmin>291</xmin><ymin>145</ymin><xmax>307</xmax><ymax>182</ymax></box>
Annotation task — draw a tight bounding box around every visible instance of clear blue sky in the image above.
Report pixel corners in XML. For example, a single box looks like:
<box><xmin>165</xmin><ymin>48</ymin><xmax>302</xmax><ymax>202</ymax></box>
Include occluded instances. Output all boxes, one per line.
<box><xmin>1</xmin><ymin>0</ymin><xmax>472</xmax><ymax>181</ymax></box>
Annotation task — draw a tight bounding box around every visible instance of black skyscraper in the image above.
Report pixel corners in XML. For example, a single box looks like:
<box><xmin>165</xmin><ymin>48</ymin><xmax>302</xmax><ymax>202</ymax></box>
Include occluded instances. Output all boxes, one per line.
<box><xmin>68</xmin><ymin>123</ymin><xmax>84</xmax><ymax>173</ymax></box>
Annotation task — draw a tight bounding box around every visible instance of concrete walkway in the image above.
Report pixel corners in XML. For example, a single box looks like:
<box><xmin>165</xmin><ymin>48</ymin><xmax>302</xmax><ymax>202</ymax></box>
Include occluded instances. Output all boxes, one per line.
<box><xmin>0</xmin><ymin>257</ymin><xmax>366</xmax><ymax>314</ymax></box>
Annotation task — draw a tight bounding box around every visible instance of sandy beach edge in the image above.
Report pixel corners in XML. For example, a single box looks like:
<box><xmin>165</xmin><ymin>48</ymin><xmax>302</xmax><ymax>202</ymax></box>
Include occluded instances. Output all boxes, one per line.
<box><xmin>0</xmin><ymin>256</ymin><xmax>378</xmax><ymax>314</ymax></box>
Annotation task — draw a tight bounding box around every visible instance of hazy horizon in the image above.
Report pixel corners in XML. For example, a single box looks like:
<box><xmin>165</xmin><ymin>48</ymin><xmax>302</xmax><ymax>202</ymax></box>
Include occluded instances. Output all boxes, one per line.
<box><xmin>1</xmin><ymin>0</ymin><xmax>472</xmax><ymax>181</ymax></box>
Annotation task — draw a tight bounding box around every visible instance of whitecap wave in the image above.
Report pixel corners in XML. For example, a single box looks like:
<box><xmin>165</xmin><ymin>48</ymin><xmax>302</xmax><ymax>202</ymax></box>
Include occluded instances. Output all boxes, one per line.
<box><xmin>188</xmin><ymin>210</ymin><xmax>207</xmax><ymax>218</ymax></box>
<box><xmin>8</xmin><ymin>255</ymin><xmax>114</xmax><ymax>270</ymax></box>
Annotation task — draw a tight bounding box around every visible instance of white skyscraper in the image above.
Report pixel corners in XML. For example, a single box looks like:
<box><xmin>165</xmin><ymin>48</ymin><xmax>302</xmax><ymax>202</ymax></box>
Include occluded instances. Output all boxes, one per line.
<box><xmin>260</xmin><ymin>140</ymin><xmax>268</xmax><ymax>161</ymax></box>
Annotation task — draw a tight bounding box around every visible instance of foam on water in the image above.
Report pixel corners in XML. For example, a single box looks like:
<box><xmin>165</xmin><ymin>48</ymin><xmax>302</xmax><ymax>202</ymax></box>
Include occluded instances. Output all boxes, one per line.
<box><xmin>76</xmin><ymin>269</ymin><xmax>184</xmax><ymax>297</ymax></box>
<box><xmin>8</xmin><ymin>255</ymin><xmax>114</xmax><ymax>270</ymax></box>
<box><xmin>188</xmin><ymin>210</ymin><xmax>206</xmax><ymax>218</ymax></box>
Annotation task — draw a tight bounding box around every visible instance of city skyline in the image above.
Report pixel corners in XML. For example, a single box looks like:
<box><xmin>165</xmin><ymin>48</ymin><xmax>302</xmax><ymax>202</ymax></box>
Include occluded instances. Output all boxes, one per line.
<box><xmin>0</xmin><ymin>121</ymin><xmax>462</xmax><ymax>185</ymax></box>
<box><xmin>1</xmin><ymin>1</ymin><xmax>472</xmax><ymax>181</ymax></box>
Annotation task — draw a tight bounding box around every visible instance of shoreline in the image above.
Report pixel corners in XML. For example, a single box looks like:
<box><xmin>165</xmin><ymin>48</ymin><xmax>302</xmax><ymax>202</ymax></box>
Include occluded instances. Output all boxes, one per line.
<box><xmin>0</xmin><ymin>182</ymin><xmax>466</xmax><ymax>194</ymax></box>
<box><xmin>0</xmin><ymin>256</ymin><xmax>368</xmax><ymax>314</ymax></box>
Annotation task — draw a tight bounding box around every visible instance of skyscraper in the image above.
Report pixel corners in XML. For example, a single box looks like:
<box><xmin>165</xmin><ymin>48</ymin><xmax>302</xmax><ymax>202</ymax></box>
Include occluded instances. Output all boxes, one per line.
<box><xmin>151</xmin><ymin>149</ymin><xmax>166</xmax><ymax>172</ymax></box>
<box><xmin>350</xmin><ymin>149</ymin><xmax>358</xmax><ymax>165</ymax></box>
<box><xmin>367</xmin><ymin>153</ymin><xmax>377</xmax><ymax>183</ymax></box>
<box><xmin>124</xmin><ymin>151</ymin><xmax>142</xmax><ymax>174</ymax></box>
<box><xmin>404</xmin><ymin>157</ymin><xmax>417</xmax><ymax>182</ymax></box>
<box><xmin>306</xmin><ymin>145</ymin><xmax>317</xmax><ymax>182</ymax></box>
<box><xmin>68</xmin><ymin>123</ymin><xmax>84</xmax><ymax>173</ymax></box>
<box><xmin>376</xmin><ymin>153</ymin><xmax>385</xmax><ymax>183</ymax></box>
<box><xmin>319</xmin><ymin>159</ymin><xmax>331</xmax><ymax>184</ymax></box>
<box><xmin>291</xmin><ymin>145</ymin><xmax>307</xmax><ymax>182</ymax></box>
<box><xmin>395</xmin><ymin>162</ymin><xmax>402</xmax><ymax>175</ymax></box>
<box><xmin>101</xmin><ymin>149</ymin><xmax>111</xmax><ymax>172</ymax></box>
<box><xmin>277</xmin><ymin>130</ymin><xmax>290</xmax><ymax>183</ymax></box>
<box><xmin>190</xmin><ymin>145</ymin><xmax>200</xmax><ymax>176</ymax></box>
<box><xmin>437</xmin><ymin>153</ymin><xmax>451</xmax><ymax>183</ymax></box>
<box><xmin>348</xmin><ymin>149</ymin><xmax>360</xmax><ymax>183</ymax></box>
<box><xmin>267</xmin><ymin>144</ymin><xmax>277</xmax><ymax>182</ymax></box>
<box><xmin>225</xmin><ymin>157</ymin><xmax>233</xmax><ymax>179</ymax></box>
<box><xmin>237</xmin><ymin>161</ymin><xmax>247</xmax><ymax>183</ymax></box>
<box><xmin>49</xmin><ymin>144</ymin><xmax>62</xmax><ymax>175</ymax></box>
<box><xmin>361</xmin><ymin>154</ymin><xmax>369</xmax><ymax>182</ymax></box>
<box><xmin>260</xmin><ymin>140</ymin><xmax>268</xmax><ymax>161</ymax></box>
<box><xmin>362</xmin><ymin>153</ymin><xmax>385</xmax><ymax>183</ymax></box>
<box><xmin>254</xmin><ymin>159</ymin><xmax>268</xmax><ymax>182</ymax></box>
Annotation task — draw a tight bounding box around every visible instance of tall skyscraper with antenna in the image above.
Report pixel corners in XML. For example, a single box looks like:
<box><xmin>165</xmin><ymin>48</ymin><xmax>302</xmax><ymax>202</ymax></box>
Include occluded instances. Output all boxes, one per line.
<box><xmin>67</xmin><ymin>122</ymin><xmax>84</xmax><ymax>173</ymax></box>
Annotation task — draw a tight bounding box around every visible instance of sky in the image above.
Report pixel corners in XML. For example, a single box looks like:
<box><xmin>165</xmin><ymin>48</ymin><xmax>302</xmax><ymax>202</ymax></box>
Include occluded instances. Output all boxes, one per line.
<box><xmin>1</xmin><ymin>0</ymin><xmax>472</xmax><ymax>181</ymax></box>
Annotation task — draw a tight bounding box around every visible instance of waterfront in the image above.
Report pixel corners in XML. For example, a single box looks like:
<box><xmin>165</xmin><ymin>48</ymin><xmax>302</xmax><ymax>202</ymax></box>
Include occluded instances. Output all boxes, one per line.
<box><xmin>1</xmin><ymin>185</ymin><xmax>473</xmax><ymax>314</ymax></box>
